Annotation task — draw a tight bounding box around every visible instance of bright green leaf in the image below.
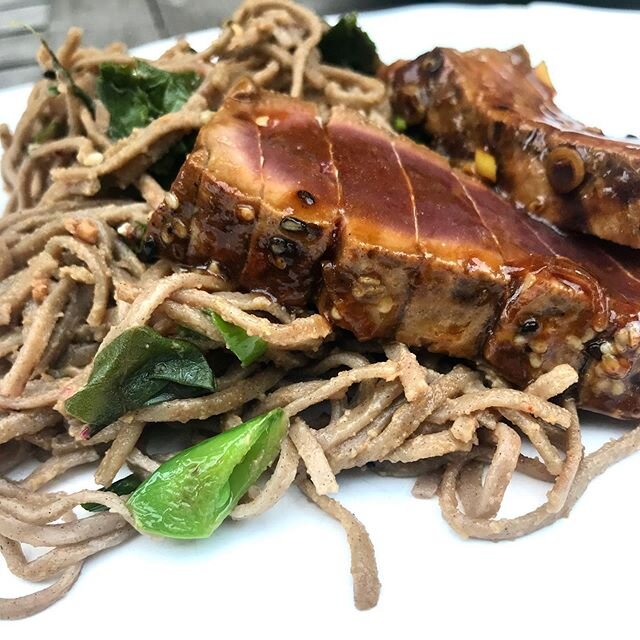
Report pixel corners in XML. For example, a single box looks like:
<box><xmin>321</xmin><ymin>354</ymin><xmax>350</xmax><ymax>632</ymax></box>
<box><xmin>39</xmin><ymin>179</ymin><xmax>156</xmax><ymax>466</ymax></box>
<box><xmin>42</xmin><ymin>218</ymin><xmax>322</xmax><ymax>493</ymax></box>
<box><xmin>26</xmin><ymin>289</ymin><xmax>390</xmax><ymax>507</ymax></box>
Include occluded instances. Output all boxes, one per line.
<box><xmin>127</xmin><ymin>409</ymin><xmax>289</xmax><ymax>539</ymax></box>
<box><xmin>206</xmin><ymin>311</ymin><xmax>267</xmax><ymax>367</ymax></box>
<box><xmin>392</xmin><ymin>115</ymin><xmax>408</xmax><ymax>133</ymax></box>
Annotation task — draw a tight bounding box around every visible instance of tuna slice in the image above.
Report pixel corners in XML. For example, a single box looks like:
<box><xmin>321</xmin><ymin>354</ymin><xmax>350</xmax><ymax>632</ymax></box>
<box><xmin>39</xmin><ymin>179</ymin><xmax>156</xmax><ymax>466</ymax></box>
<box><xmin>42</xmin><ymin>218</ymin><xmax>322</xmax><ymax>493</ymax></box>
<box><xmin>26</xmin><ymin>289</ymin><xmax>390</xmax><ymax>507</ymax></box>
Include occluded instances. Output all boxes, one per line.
<box><xmin>148</xmin><ymin>82</ymin><xmax>640</xmax><ymax>419</ymax></box>
<box><xmin>391</xmin><ymin>46</ymin><xmax>640</xmax><ymax>249</ymax></box>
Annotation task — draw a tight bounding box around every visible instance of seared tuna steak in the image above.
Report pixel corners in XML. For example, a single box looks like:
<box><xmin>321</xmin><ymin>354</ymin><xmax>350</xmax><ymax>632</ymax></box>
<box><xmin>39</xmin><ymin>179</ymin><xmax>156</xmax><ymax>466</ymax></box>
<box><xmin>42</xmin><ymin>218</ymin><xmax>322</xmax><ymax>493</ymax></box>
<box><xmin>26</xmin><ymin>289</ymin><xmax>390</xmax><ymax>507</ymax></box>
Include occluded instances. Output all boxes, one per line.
<box><xmin>391</xmin><ymin>46</ymin><xmax>640</xmax><ymax>249</ymax></box>
<box><xmin>148</xmin><ymin>82</ymin><xmax>640</xmax><ymax>419</ymax></box>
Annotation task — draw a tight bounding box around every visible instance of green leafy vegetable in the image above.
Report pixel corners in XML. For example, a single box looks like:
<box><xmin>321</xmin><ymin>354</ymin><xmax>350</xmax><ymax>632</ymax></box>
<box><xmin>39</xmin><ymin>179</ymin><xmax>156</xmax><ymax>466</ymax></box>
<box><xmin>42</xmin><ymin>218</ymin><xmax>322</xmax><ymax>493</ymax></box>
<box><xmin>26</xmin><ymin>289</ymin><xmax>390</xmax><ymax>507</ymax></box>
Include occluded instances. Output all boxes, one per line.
<box><xmin>206</xmin><ymin>311</ymin><xmax>267</xmax><ymax>367</ymax></box>
<box><xmin>32</xmin><ymin>119</ymin><xmax>64</xmax><ymax>144</ymax></box>
<box><xmin>65</xmin><ymin>326</ymin><xmax>215</xmax><ymax>431</ymax></box>
<box><xmin>96</xmin><ymin>60</ymin><xmax>201</xmax><ymax>139</ymax></box>
<box><xmin>175</xmin><ymin>324</ymin><xmax>209</xmax><ymax>344</ymax></box>
<box><xmin>149</xmin><ymin>132</ymin><xmax>197</xmax><ymax>189</ymax></box>
<box><xmin>318</xmin><ymin>13</ymin><xmax>380</xmax><ymax>76</ymax></box>
<box><xmin>128</xmin><ymin>408</ymin><xmax>289</xmax><ymax>539</ymax></box>
<box><xmin>392</xmin><ymin>115</ymin><xmax>408</xmax><ymax>133</ymax></box>
<box><xmin>82</xmin><ymin>474</ymin><xmax>142</xmax><ymax>512</ymax></box>
<box><xmin>28</xmin><ymin>28</ymin><xmax>94</xmax><ymax>115</ymax></box>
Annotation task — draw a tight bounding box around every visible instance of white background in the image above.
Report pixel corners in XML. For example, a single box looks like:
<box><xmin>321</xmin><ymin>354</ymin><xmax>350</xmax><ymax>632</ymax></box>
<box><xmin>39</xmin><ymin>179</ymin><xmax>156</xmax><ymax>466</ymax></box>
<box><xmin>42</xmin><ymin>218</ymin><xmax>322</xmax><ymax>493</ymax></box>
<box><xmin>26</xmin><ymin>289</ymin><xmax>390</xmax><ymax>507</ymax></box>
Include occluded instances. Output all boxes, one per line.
<box><xmin>2</xmin><ymin>3</ymin><xmax>640</xmax><ymax>638</ymax></box>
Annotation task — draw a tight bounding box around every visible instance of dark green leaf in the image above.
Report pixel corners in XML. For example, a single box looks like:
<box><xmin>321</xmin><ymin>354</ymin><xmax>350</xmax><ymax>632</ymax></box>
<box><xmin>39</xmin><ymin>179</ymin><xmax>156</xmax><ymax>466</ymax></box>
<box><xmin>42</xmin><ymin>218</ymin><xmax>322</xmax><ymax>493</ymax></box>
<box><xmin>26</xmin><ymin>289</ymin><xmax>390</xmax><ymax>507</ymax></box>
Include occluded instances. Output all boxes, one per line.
<box><xmin>64</xmin><ymin>326</ymin><xmax>215</xmax><ymax>431</ymax></box>
<box><xmin>150</xmin><ymin>132</ymin><xmax>197</xmax><ymax>189</ymax></box>
<box><xmin>175</xmin><ymin>325</ymin><xmax>209</xmax><ymax>344</ymax></box>
<box><xmin>205</xmin><ymin>310</ymin><xmax>267</xmax><ymax>367</ymax></box>
<box><xmin>97</xmin><ymin>60</ymin><xmax>201</xmax><ymax>140</ymax></box>
<box><xmin>137</xmin><ymin>236</ymin><xmax>159</xmax><ymax>264</ymax></box>
<box><xmin>29</xmin><ymin>28</ymin><xmax>95</xmax><ymax>116</ymax></box>
<box><xmin>127</xmin><ymin>409</ymin><xmax>289</xmax><ymax>539</ymax></box>
<box><xmin>318</xmin><ymin>13</ymin><xmax>380</xmax><ymax>76</ymax></box>
<box><xmin>82</xmin><ymin>474</ymin><xmax>143</xmax><ymax>512</ymax></box>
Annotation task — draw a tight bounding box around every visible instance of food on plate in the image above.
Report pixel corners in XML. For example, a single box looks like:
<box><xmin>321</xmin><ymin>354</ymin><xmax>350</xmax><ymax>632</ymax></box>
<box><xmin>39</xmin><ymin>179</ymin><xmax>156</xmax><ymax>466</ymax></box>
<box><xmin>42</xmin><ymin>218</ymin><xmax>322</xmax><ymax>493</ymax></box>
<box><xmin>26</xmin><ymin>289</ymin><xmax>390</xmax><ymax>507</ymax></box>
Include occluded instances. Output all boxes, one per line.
<box><xmin>391</xmin><ymin>46</ymin><xmax>640</xmax><ymax>248</ymax></box>
<box><xmin>150</xmin><ymin>81</ymin><xmax>640</xmax><ymax>418</ymax></box>
<box><xmin>1</xmin><ymin>0</ymin><xmax>640</xmax><ymax>622</ymax></box>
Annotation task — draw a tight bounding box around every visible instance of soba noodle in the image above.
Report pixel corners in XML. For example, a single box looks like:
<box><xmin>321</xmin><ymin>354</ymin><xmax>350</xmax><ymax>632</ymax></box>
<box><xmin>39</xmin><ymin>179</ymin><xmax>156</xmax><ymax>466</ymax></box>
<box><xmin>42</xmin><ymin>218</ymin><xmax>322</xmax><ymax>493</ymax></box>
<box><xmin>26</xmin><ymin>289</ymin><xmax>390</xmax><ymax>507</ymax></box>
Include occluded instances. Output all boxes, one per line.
<box><xmin>1</xmin><ymin>0</ymin><xmax>639</xmax><ymax>620</ymax></box>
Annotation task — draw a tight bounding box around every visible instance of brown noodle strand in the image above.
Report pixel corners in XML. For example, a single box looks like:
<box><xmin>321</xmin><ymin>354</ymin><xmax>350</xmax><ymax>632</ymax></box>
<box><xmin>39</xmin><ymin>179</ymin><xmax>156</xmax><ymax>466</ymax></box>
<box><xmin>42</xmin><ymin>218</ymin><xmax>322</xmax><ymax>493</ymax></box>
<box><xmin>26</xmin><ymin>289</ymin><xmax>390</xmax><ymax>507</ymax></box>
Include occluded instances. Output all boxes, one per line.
<box><xmin>317</xmin><ymin>382</ymin><xmax>403</xmax><ymax>450</ymax></box>
<box><xmin>430</xmin><ymin>389</ymin><xmax>572</xmax><ymax>429</ymax></box>
<box><xmin>0</xmin><ymin>409</ymin><xmax>60</xmax><ymax>445</ymax></box>
<box><xmin>0</xmin><ymin>527</ymin><xmax>135</xmax><ymax>582</ymax></box>
<box><xmin>94</xmin><ymin>421</ymin><xmax>145</xmax><ymax>486</ymax></box>
<box><xmin>19</xmin><ymin>448</ymin><xmax>100</xmax><ymax>491</ymax></box>
<box><xmin>411</xmin><ymin>471</ymin><xmax>442</xmax><ymax>500</ymax></box>
<box><xmin>0</xmin><ymin>510</ymin><xmax>127</xmax><ymax>547</ymax></box>
<box><xmin>289</xmin><ymin>418</ymin><xmax>338</xmax><ymax>495</ymax></box>
<box><xmin>298</xmin><ymin>479</ymin><xmax>381</xmax><ymax>611</ymax></box>
<box><xmin>472</xmin><ymin>423</ymin><xmax>520</xmax><ymax>519</ymax></box>
<box><xmin>544</xmin><ymin>400</ymin><xmax>582</xmax><ymax>514</ymax></box>
<box><xmin>0</xmin><ymin>562</ymin><xmax>82</xmax><ymax>620</ymax></box>
<box><xmin>0</xmin><ymin>278</ymin><xmax>75</xmax><ymax>397</ymax></box>
<box><xmin>134</xmin><ymin>367</ymin><xmax>284</xmax><ymax>423</ymax></box>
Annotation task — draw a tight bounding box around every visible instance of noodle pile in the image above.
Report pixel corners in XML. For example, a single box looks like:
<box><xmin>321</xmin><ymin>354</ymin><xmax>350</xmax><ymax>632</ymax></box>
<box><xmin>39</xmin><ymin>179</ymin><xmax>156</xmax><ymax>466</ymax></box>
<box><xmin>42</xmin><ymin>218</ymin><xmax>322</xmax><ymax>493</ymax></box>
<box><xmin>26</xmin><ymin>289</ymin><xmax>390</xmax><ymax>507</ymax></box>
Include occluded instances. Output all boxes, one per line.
<box><xmin>1</xmin><ymin>0</ymin><xmax>639</xmax><ymax>621</ymax></box>
<box><xmin>0</xmin><ymin>0</ymin><xmax>389</xmax><ymax>214</ymax></box>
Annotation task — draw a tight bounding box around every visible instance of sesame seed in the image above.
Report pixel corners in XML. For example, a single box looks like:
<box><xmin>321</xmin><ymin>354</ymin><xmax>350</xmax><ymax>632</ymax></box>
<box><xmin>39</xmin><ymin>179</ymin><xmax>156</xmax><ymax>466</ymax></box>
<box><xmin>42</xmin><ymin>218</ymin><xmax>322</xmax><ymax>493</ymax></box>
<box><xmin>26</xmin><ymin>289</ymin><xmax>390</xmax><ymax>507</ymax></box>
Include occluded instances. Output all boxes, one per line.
<box><xmin>173</xmin><ymin>219</ymin><xmax>188</xmax><ymax>239</ymax></box>
<box><xmin>81</xmin><ymin>151</ymin><xmax>104</xmax><ymax>167</ymax></box>
<box><xmin>530</xmin><ymin>340</ymin><xmax>548</xmax><ymax>354</ymax></box>
<box><xmin>628</xmin><ymin>322</ymin><xmax>640</xmax><ymax>349</ymax></box>
<box><xmin>611</xmin><ymin>380</ymin><xmax>626</xmax><ymax>396</ymax></box>
<box><xmin>236</xmin><ymin>204</ymin><xmax>255</xmax><ymax>222</ymax></box>
<box><xmin>164</xmin><ymin>192</ymin><xmax>179</xmax><ymax>210</ymax></box>
<box><xmin>280</xmin><ymin>216</ymin><xmax>307</xmax><ymax>233</ymax></box>
<box><xmin>600</xmin><ymin>353</ymin><xmax>622</xmax><ymax>375</ymax></box>
<box><xmin>614</xmin><ymin>328</ymin><xmax>630</xmax><ymax>352</ymax></box>
<box><xmin>117</xmin><ymin>222</ymin><xmax>135</xmax><ymax>238</ymax></box>
<box><xmin>565</xmin><ymin>335</ymin><xmax>583</xmax><ymax>351</ymax></box>
<box><xmin>528</xmin><ymin>353</ymin><xmax>542</xmax><ymax>368</ymax></box>
<box><xmin>599</xmin><ymin>341</ymin><xmax>614</xmax><ymax>356</ymax></box>
<box><xmin>206</xmin><ymin>260</ymin><xmax>223</xmax><ymax>277</ymax></box>
<box><xmin>378</xmin><ymin>297</ymin><xmax>394</xmax><ymax>314</ymax></box>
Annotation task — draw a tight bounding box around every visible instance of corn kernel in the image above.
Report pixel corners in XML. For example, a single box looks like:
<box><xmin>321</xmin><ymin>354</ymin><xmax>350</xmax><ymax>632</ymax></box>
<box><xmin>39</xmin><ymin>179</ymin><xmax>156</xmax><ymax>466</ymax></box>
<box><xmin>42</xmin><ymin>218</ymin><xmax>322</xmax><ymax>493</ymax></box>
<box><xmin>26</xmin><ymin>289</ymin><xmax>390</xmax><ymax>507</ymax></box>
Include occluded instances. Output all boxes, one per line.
<box><xmin>534</xmin><ymin>61</ymin><xmax>554</xmax><ymax>90</ymax></box>
<box><xmin>475</xmin><ymin>149</ymin><xmax>497</xmax><ymax>183</ymax></box>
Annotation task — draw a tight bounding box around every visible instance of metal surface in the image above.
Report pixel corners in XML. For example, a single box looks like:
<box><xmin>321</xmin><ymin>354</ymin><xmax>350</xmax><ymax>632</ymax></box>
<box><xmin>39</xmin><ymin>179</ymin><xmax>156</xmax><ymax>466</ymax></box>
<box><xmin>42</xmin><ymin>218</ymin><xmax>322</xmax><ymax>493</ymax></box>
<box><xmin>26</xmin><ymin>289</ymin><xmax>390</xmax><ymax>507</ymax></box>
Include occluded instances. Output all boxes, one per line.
<box><xmin>0</xmin><ymin>0</ymin><xmax>637</xmax><ymax>87</ymax></box>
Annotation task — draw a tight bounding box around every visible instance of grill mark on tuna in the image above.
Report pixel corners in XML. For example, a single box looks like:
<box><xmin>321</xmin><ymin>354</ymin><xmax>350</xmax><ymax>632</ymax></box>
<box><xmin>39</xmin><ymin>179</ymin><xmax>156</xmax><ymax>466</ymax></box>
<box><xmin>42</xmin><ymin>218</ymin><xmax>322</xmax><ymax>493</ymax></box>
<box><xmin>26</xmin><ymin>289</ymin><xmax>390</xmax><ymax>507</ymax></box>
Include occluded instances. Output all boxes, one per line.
<box><xmin>390</xmin><ymin>139</ymin><xmax>419</xmax><ymax>248</ymax></box>
<box><xmin>461</xmin><ymin>176</ymin><xmax>602</xmax><ymax>385</ymax></box>
<box><xmin>602</xmin><ymin>244</ymin><xmax>640</xmax><ymax>291</ymax></box>
<box><xmin>238</xmin><ymin>93</ymin><xmax>338</xmax><ymax>306</ymax></box>
<box><xmin>393</xmin><ymin>135</ymin><xmax>505</xmax><ymax>357</ymax></box>
<box><xmin>454</xmin><ymin>174</ymin><xmax>503</xmax><ymax>259</ymax></box>
<box><xmin>321</xmin><ymin>108</ymin><xmax>420</xmax><ymax>339</ymax></box>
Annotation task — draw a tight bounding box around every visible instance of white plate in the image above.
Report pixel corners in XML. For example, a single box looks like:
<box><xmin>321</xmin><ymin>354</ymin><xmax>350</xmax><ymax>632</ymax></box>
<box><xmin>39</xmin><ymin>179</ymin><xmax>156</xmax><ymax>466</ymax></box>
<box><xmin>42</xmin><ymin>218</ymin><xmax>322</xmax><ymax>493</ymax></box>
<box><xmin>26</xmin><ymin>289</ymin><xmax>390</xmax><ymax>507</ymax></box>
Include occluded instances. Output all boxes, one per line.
<box><xmin>2</xmin><ymin>3</ymin><xmax>640</xmax><ymax>637</ymax></box>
